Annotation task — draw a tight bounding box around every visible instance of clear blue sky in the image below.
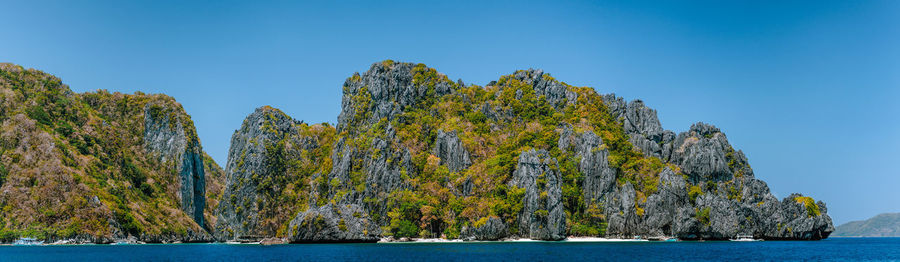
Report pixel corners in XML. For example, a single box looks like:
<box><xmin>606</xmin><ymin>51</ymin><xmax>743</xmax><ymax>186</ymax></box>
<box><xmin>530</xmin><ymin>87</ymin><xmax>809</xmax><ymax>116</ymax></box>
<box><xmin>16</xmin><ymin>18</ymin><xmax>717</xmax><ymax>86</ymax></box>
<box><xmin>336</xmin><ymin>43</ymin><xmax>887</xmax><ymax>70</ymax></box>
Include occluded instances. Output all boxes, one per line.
<box><xmin>1</xmin><ymin>0</ymin><xmax>897</xmax><ymax>225</ymax></box>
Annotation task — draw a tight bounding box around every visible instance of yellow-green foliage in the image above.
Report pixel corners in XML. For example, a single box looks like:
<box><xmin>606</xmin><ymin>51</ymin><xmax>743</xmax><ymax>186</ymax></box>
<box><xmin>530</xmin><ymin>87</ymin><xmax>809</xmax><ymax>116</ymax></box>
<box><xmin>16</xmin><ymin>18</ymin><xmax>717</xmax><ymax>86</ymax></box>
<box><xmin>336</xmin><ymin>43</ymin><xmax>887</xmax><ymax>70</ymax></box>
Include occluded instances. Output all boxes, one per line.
<box><xmin>349</xmin><ymin>86</ymin><xmax>372</xmax><ymax>126</ymax></box>
<box><xmin>0</xmin><ymin>63</ymin><xmax>222</xmax><ymax>241</ymax></box>
<box><xmin>726</xmin><ymin>182</ymin><xmax>742</xmax><ymax>202</ymax></box>
<box><xmin>251</xmin><ymin>107</ymin><xmax>336</xmax><ymax>237</ymax></box>
<box><xmin>688</xmin><ymin>185</ymin><xmax>703</xmax><ymax>204</ymax></box>
<box><xmin>338</xmin><ymin>218</ymin><xmax>347</xmax><ymax>232</ymax></box>
<box><xmin>333</xmin><ymin>61</ymin><xmax>678</xmax><ymax>239</ymax></box>
<box><xmin>473</xmin><ymin>217</ymin><xmax>490</xmax><ymax>228</ymax></box>
<box><xmin>696</xmin><ymin>207</ymin><xmax>711</xmax><ymax>226</ymax></box>
<box><xmin>794</xmin><ymin>196</ymin><xmax>821</xmax><ymax>217</ymax></box>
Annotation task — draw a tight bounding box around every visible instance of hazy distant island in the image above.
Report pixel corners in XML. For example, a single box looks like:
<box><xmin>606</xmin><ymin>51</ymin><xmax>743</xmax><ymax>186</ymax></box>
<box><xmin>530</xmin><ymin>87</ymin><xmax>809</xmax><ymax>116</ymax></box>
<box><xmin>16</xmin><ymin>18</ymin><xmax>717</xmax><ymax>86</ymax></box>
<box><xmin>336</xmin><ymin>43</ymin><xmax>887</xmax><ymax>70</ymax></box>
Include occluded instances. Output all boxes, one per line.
<box><xmin>0</xmin><ymin>61</ymin><xmax>833</xmax><ymax>244</ymax></box>
<box><xmin>833</xmin><ymin>213</ymin><xmax>900</xmax><ymax>237</ymax></box>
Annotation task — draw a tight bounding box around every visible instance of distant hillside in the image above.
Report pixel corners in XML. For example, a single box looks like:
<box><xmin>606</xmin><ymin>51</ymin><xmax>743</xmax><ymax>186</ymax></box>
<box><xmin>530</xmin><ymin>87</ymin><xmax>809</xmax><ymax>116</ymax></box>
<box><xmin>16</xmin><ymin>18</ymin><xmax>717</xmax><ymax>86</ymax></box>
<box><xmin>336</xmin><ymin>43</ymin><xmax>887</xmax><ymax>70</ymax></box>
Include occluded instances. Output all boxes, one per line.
<box><xmin>833</xmin><ymin>213</ymin><xmax>900</xmax><ymax>237</ymax></box>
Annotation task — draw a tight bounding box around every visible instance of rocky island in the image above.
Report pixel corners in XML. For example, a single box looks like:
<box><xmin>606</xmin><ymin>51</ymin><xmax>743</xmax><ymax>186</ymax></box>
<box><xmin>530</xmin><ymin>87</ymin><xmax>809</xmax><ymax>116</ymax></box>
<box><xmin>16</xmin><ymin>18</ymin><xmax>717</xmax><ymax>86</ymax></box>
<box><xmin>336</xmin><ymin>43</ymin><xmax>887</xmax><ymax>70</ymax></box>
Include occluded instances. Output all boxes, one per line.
<box><xmin>0</xmin><ymin>61</ymin><xmax>833</xmax><ymax>244</ymax></box>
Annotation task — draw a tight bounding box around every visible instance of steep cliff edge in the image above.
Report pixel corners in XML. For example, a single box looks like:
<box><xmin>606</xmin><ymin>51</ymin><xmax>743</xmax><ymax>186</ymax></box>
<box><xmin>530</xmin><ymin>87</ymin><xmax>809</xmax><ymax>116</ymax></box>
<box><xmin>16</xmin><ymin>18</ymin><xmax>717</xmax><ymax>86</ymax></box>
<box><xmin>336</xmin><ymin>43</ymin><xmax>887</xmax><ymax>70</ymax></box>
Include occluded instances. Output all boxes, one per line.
<box><xmin>0</xmin><ymin>63</ymin><xmax>222</xmax><ymax>243</ymax></box>
<box><xmin>601</xmin><ymin>97</ymin><xmax>833</xmax><ymax>240</ymax></box>
<box><xmin>213</xmin><ymin>106</ymin><xmax>352</xmax><ymax>241</ymax></box>
<box><xmin>142</xmin><ymin>100</ymin><xmax>207</xmax><ymax>229</ymax></box>
<box><xmin>214</xmin><ymin>60</ymin><xmax>832</xmax><ymax>241</ymax></box>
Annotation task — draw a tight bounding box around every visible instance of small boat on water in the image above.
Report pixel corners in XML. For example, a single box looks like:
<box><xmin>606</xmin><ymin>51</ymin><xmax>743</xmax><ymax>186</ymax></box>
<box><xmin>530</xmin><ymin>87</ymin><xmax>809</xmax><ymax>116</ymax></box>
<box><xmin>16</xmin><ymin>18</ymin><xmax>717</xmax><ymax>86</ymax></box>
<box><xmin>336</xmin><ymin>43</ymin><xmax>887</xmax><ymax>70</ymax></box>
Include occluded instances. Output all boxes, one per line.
<box><xmin>225</xmin><ymin>240</ymin><xmax>261</xmax><ymax>245</ymax></box>
<box><xmin>730</xmin><ymin>234</ymin><xmax>761</xmax><ymax>242</ymax></box>
<box><xmin>13</xmin><ymin>237</ymin><xmax>44</xmax><ymax>246</ymax></box>
<box><xmin>647</xmin><ymin>236</ymin><xmax>678</xmax><ymax>242</ymax></box>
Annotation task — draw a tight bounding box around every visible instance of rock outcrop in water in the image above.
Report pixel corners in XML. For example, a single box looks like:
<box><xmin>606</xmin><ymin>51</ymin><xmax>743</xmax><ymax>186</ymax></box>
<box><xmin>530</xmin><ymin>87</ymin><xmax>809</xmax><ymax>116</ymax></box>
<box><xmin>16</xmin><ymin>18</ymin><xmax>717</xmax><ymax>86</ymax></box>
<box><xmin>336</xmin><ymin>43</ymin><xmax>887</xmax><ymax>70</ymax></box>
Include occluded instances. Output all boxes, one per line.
<box><xmin>460</xmin><ymin>216</ymin><xmax>508</xmax><ymax>241</ymax></box>
<box><xmin>209</xmin><ymin>60</ymin><xmax>833</xmax><ymax>242</ymax></box>
<box><xmin>3</xmin><ymin>60</ymin><xmax>831</xmax><ymax>244</ymax></box>
<box><xmin>214</xmin><ymin>106</ymin><xmax>338</xmax><ymax>241</ymax></box>
<box><xmin>598</xmin><ymin>95</ymin><xmax>833</xmax><ymax>240</ymax></box>
<box><xmin>286</xmin><ymin>203</ymin><xmax>380</xmax><ymax>243</ymax></box>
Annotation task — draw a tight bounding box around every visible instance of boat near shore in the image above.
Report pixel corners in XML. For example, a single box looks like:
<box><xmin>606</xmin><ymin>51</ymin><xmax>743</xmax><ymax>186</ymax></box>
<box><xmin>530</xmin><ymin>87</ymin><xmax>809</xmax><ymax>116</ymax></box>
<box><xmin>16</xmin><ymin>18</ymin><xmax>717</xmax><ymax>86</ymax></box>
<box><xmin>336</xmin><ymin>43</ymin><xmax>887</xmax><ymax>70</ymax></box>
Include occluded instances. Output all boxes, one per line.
<box><xmin>730</xmin><ymin>235</ymin><xmax>762</xmax><ymax>242</ymax></box>
<box><xmin>647</xmin><ymin>236</ymin><xmax>678</xmax><ymax>242</ymax></box>
<box><xmin>13</xmin><ymin>237</ymin><xmax>44</xmax><ymax>246</ymax></box>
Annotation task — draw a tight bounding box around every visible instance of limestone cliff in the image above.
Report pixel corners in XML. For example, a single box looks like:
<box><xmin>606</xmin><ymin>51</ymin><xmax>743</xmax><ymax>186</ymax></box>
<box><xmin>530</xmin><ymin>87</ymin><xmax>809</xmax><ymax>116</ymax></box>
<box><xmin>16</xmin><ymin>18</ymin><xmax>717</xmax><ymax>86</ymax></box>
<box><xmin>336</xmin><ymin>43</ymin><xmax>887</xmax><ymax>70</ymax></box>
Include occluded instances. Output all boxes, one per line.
<box><xmin>212</xmin><ymin>60</ymin><xmax>832</xmax><ymax>241</ymax></box>
<box><xmin>508</xmin><ymin>149</ymin><xmax>566</xmax><ymax>240</ymax></box>
<box><xmin>212</xmin><ymin>106</ymin><xmax>371</xmax><ymax>242</ymax></box>
<box><xmin>0</xmin><ymin>63</ymin><xmax>222</xmax><ymax>243</ymax></box>
<box><xmin>143</xmin><ymin>102</ymin><xmax>207</xmax><ymax>229</ymax></box>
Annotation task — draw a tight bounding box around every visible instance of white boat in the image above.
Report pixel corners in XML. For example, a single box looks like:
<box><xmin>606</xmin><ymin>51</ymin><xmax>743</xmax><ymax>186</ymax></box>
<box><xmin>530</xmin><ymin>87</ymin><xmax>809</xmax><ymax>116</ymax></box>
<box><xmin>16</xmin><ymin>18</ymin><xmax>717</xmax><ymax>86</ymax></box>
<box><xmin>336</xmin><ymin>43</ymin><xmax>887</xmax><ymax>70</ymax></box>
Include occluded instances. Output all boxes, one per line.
<box><xmin>730</xmin><ymin>234</ymin><xmax>761</xmax><ymax>242</ymax></box>
<box><xmin>13</xmin><ymin>237</ymin><xmax>44</xmax><ymax>246</ymax></box>
<box><xmin>647</xmin><ymin>236</ymin><xmax>678</xmax><ymax>242</ymax></box>
<box><xmin>225</xmin><ymin>240</ymin><xmax>260</xmax><ymax>245</ymax></box>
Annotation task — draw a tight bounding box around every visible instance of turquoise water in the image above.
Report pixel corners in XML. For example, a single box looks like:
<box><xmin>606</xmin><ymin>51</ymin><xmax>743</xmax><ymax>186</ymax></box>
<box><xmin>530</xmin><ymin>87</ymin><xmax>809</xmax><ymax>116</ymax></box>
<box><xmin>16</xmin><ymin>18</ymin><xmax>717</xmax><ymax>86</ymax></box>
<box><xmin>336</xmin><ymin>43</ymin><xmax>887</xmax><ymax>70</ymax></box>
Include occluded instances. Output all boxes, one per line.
<box><xmin>1</xmin><ymin>238</ymin><xmax>898</xmax><ymax>261</ymax></box>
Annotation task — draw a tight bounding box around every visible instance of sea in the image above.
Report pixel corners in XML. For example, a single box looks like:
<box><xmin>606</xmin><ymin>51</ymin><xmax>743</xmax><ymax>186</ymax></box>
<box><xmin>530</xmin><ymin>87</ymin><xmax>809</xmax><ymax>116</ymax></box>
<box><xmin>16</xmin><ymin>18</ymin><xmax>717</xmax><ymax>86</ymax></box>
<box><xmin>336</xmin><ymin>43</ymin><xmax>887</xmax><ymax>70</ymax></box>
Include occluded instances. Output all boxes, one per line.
<box><xmin>1</xmin><ymin>237</ymin><xmax>898</xmax><ymax>261</ymax></box>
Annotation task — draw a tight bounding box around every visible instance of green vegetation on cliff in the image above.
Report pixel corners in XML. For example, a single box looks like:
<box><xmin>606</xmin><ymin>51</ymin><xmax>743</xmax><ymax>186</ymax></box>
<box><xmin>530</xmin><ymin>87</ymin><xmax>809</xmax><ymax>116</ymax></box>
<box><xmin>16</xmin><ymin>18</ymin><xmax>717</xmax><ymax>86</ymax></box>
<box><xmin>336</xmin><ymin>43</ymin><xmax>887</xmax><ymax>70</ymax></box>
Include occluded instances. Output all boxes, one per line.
<box><xmin>0</xmin><ymin>60</ymin><xmax>833</xmax><ymax>243</ymax></box>
<box><xmin>0</xmin><ymin>63</ymin><xmax>222</xmax><ymax>242</ymax></box>
<box><xmin>213</xmin><ymin>106</ymin><xmax>337</xmax><ymax>239</ymax></box>
<box><xmin>319</xmin><ymin>62</ymin><xmax>679</xmax><ymax>239</ymax></box>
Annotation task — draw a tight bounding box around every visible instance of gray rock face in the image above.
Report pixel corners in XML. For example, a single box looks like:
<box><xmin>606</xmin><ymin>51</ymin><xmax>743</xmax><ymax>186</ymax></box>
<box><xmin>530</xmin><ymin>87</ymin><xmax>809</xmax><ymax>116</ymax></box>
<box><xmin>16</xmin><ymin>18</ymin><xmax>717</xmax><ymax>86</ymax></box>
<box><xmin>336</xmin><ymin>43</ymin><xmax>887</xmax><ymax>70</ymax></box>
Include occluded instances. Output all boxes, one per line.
<box><xmin>624</xmin><ymin>101</ymin><xmax>676</xmax><ymax>159</ymax></box>
<box><xmin>480</xmin><ymin>102</ymin><xmax>512</xmax><ymax>122</ymax></box>
<box><xmin>508</xmin><ymin>149</ymin><xmax>566</xmax><ymax>240</ymax></box>
<box><xmin>460</xmin><ymin>217</ymin><xmax>508</xmax><ymax>241</ymax></box>
<box><xmin>601</xmin><ymin>95</ymin><xmax>742</xmax><ymax>183</ymax></box>
<box><xmin>210</xmin><ymin>62</ymin><xmax>832</xmax><ymax>242</ymax></box>
<box><xmin>505</xmin><ymin>69</ymin><xmax>578</xmax><ymax>109</ymax></box>
<box><xmin>286</xmin><ymin>204</ymin><xmax>380</xmax><ymax>243</ymax></box>
<box><xmin>596</xmin><ymin>94</ymin><xmax>831</xmax><ymax>240</ymax></box>
<box><xmin>642</xmin><ymin>167</ymin><xmax>688</xmax><ymax>237</ymax></box>
<box><xmin>605</xmin><ymin>182</ymin><xmax>641</xmax><ymax>237</ymax></box>
<box><xmin>324</xmin><ymin>64</ymin><xmax>831</xmax><ymax>241</ymax></box>
<box><xmin>326</xmin><ymin>128</ymin><xmax>412</xmax><ymax>224</ymax></box>
<box><xmin>671</xmin><ymin>188</ymin><xmax>833</xmax><ymax>240</ymax></box>
<box><xmin>667</xmin><ymin>123</ymin><xmax>734</xmax><ymax>183</ymax></box>
<box><xmin>558</xmin><ymin>128</ymin><xmax>616</xmax><ymax>206</ymax></box>
<box><xmin>762</xmin><ymin>194</ymin><xmax>834</xmax><ymax>240</ymax></box>
<box><xmin>328</xmin><ymin>62</ymin><xmax>455</xmax><ymax>224</ymax></box>
<box><xmin>602</xmin><ymin>94</ymin><xmax>627</xmax><ymax>120</ymax></box>
<box><xmin>598</xmin><ymin>167</ymin><xmax>833</xmax><ymax>240</ymax></box>
<box><xmin>137</xmin><ymin>229</ymin><xmax>214</xmax><ymax>243</ymax></box>
<box><xmin>432</xmin><ymin>130</ymin><xmax>471</xmax><ymax>173</ymax></box>
<box><xmin>691</xmin><ymin>193</ymin><xmax>744</xmax><ymax>239</ymax></box>
<box><xmin>601</xmin><ymin>95</ymin><xmax>675</xmax><ymax>159</ymax></box>
<box><xmin>214</xmin><ymin>106</ymin><xmax>304</xmax><ymax>240</ymax></box>
<box><xmin>337</xmin><ymin>61</ymin><xmax>454</xmax><ymax>133</ymax></box>
<box><xmin>142</xmin><ymin>103</ymin><xmax>206</xmax><ymax>228</ymax></box>
<box><xmin>622</xmin><ymin>100</ymin><xmax>663</xmax><ymax>137</ymax></box>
